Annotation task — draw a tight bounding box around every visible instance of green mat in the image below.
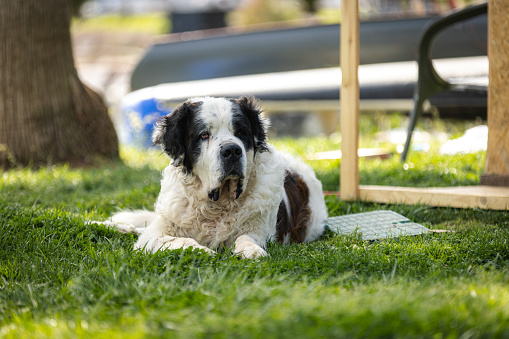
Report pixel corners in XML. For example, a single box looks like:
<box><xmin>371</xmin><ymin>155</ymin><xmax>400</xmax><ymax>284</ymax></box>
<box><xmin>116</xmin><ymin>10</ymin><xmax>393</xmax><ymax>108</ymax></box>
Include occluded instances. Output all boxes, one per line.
<box><xmin>326</xmin><ymin>210</ymin><xmax>429</xmax><ymax>240</ymax></box>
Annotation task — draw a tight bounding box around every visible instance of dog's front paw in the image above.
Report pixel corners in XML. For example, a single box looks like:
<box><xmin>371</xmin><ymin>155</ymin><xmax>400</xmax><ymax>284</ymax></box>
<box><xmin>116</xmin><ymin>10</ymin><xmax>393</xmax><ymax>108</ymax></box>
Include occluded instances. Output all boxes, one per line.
<box><xmin>234</xmin><ymin>235</ymin><xmax>267</xmax><ymax>259</ymax></box>
<box><xmin>186</xmin><ymin>242</ymin><xmax>216</xmax><ymax>255</ymax></box>
<box><xmin>155</xmin><ymin>236</ymin><xmax>216</xmax><ymax>255</ymax></box>
<box><xmin>236</xmin><ymin>244</ymin><xmax>267</xmax><ymax>259</ymax></box>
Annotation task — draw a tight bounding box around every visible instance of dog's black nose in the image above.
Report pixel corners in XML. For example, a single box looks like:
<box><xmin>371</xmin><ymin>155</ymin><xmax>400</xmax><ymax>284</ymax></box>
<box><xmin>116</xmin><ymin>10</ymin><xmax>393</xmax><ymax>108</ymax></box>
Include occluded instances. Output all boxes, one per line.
<box><xmin>221</xmin><ymin>144</ymin><xmax>242</xmax><ymax>161</ymax></box>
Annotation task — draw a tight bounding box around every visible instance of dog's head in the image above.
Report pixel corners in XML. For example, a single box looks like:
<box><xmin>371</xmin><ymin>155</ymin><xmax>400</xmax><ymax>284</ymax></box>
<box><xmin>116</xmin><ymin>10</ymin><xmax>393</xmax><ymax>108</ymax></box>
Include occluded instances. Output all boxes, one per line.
<box><xmin>153</xmin><ymin>96</ymin><xmax>269</xmax><ymax>201</ymax></box>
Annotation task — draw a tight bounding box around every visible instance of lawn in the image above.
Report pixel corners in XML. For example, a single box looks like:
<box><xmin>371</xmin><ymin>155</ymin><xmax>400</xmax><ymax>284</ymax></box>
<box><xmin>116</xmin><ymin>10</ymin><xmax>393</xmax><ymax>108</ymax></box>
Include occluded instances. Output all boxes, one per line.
<box><xmin>1</xmin><ymin>137</ymin><xmax>508</xmax><ymax>338</ymax></box>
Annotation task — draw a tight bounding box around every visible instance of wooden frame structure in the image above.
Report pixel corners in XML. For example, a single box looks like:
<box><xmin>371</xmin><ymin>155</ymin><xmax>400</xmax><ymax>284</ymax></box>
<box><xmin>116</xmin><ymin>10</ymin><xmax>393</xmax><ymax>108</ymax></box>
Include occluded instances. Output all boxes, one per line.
<box><xmin>339</xmin><ymin>0</ymin><xmax>509</xmax><ymax>210</ymax></box>
<box><xmin>339</xmin><ymin>0</ymin><xmax>360</xmax><ymax>201</ymax></box>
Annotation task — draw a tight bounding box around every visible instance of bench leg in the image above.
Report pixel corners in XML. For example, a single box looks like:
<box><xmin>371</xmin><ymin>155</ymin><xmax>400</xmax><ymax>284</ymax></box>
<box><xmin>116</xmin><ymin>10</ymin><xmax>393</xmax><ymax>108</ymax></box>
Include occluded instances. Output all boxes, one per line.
<box><xmin>401</xmin><ymin>95</ymin><xmax>426</xmax><ymax>162</ymax></box>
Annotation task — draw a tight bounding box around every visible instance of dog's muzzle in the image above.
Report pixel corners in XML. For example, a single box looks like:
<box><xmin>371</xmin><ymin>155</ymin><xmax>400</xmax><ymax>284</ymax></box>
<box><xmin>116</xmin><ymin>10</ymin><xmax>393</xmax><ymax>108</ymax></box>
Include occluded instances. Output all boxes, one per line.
<box><xmin>207</xmin><ymin>143</ymin><xmax>245</xmax><ymax>201</ymax></box>
<box><xmin>220</xmin><ymin>143</ymin><xmax>244</xmax><ymax>177</ymax></box>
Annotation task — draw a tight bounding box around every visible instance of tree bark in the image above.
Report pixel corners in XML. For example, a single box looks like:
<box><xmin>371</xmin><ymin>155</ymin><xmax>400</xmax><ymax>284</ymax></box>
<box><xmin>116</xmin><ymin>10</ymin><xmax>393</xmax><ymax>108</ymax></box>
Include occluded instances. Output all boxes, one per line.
<box><xmin>0</xmin><ymin>0</ymin><xmax>118</xmax><ymax>168</ymax></box>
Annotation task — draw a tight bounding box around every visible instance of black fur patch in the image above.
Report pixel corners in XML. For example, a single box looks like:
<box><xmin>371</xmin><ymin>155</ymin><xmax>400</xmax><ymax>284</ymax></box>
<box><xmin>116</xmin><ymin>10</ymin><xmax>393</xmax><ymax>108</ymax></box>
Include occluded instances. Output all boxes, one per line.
<box><xmin>152</xmin><ymin>101</ymin><xmax>204</xmax><ymax>173</ymax></box>
<box><xmin>233</xmin><ymin>96</ymin><xmax>269</xmax><ymax>153</ymax></box>
<box><xmin>276</xmin><ymin>170</ymin><xmax>311</xmax><ymax>243</ymax></box>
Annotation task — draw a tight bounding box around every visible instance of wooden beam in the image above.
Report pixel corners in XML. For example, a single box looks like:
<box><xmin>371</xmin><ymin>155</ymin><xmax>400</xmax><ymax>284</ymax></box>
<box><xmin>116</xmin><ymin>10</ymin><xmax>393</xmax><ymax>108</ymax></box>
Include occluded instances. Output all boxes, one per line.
<box><xmin>303</xmin><ymin>148</ymin><xmax>392</xmax><ymax>161</ymax></box>
<box><xmin>483</xmin><ymin>0</ymin><xmax>509</xmax><ymax>186</ymax></box>
<box><xmin>340</xmin><ymin>0</ymin><xmax>360</xmax><ymax>200</ymax></box>
<box><xmin>359</xmin><ymin>185</ymin><xmax>509</xmax><ymax>210</ymax></box>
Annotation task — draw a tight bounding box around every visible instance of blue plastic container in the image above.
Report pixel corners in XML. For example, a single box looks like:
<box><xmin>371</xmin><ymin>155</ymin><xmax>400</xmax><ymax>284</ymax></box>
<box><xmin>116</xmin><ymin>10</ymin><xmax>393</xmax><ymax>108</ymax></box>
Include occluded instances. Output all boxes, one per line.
<box><xmin>120</xmin><ymin>88</ymin><xmax>174</xmax><ymax>148</ymax></box>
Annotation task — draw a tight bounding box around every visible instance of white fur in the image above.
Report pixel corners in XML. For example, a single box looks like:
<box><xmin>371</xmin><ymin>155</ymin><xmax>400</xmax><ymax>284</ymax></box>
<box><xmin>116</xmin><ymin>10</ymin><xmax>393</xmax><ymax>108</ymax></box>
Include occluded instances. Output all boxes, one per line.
<box><xmin>191</xmin><ymin>99</ymin><xmax>250</xmax><ymax>195</ymax></box>
<box><xmin>97</xmin><ymin>97</ymin><xmax>327</xmax><ymax>259</ymax></box>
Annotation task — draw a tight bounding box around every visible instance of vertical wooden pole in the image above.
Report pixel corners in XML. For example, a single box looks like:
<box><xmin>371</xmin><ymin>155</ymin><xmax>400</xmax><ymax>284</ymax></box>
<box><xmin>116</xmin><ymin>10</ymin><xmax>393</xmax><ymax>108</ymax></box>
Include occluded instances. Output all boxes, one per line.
<box><xmin>481</xmin><ymin>0</ymin><xmax>509</xmax><ymax>186</ymax></box>
<box><xmin>340</xmin><ymin>0</ymin><xmax>360</xmax><ymax>200</ymax></box>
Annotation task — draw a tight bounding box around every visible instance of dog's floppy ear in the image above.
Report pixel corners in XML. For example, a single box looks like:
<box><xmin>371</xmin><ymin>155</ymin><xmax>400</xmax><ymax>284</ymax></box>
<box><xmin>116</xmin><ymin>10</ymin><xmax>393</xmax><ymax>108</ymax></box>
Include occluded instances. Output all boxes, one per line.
<box><xmin>153</xmin><ymin>102</ymin><xmax>192</xmax><ymax>167</ymax></box>
<box><xmin>236</xmin><ymin>96</ymin><xmax>269</xmax><ymax>153</ymax></box>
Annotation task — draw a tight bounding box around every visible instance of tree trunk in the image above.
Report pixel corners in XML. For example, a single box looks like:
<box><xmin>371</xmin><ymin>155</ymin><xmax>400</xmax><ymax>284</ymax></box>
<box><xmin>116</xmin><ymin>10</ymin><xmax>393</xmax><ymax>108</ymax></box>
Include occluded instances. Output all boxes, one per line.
<box><xmin>0</xmin><ymin>0</ymin><xmax>118</xmax><ymax>168</ymax></box>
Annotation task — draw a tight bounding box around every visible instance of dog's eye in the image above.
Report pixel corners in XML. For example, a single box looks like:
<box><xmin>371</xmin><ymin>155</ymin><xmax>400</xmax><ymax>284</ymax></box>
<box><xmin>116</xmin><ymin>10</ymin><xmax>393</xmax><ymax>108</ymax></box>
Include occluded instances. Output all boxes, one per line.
<box><xmin>200</xmin><ymin>132</ymin><xmax>210</xmax><ymax>140</ymax></box>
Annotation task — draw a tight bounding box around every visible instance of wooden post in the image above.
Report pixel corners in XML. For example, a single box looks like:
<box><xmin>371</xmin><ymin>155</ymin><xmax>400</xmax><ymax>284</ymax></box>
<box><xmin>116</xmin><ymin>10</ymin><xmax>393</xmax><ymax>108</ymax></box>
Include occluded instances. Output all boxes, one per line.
<box><xmin>481</xmin><ymin>0</ymin><xmax>509</xmax><ymax>186</ymax></box>
<box><xmin>340</xmin><ymin>0</ymin><xmax>360</xmax><ymax>200</ymax></box>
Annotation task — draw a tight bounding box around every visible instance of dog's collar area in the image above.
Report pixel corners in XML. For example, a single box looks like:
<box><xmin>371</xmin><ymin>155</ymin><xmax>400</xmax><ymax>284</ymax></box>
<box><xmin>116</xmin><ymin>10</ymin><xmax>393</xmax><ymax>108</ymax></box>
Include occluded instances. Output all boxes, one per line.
<box><xmin>207</xmin><ymin>178</ymin><xmax>244</xmax><ymax>202</ymax></box>
<box><xmin>208</xmin><ymin>188</ymin><xmax>220</xmax><ymax>201</ymax></box>
<box><xmin>234</xmin><ymin>179</ymin><xmax>243</xmax><ymax>199</ymax></box>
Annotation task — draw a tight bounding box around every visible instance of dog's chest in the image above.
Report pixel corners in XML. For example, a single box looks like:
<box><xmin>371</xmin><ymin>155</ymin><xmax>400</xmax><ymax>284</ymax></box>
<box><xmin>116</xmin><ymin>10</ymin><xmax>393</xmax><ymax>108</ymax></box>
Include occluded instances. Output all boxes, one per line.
<box><xmin>175</xmin><ymin>198</ymin><xmax>247</xmax><ymax>246</ymax></box>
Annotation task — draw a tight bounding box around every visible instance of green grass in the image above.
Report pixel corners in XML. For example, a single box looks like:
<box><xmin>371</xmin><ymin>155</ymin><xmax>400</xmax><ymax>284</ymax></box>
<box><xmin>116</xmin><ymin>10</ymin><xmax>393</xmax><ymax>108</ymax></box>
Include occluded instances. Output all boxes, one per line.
<box><xmin>71</xmin><ymin>14</ymin><xmax>170</xmax><ymax>35</ymax></box>
<box><xmin>1</xmin><ymin>141</ymin><xmax>508</xmax><ymax>338</ymax></box>
<box><xmin>272</xmin><ymin>136</ymin><xmax>485</xmax><ymax>191</ymax></box>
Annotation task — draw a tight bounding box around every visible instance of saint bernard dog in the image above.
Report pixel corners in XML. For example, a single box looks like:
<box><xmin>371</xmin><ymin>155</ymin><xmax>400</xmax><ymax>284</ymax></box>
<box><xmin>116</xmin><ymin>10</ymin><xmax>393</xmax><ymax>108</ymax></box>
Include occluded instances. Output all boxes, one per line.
<box><xmin>103</xmin><ymin>96</ymin><xmax>327</xmax><ymax>259</ymax></box>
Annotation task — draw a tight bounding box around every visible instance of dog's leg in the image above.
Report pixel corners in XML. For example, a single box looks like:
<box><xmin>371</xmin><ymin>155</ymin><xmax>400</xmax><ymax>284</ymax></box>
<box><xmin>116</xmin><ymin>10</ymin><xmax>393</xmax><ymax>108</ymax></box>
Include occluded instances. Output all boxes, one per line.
<box><xmin>234</xmin><ymin>234</ymin><xmax>267</xmax><ymax>259</ymax></box>
<box><xmin>135</xmin><ymin>234</ymin><xmax>215</xmax><ymax>255</ymax></box>
<box><xmin>86</xmin><ymin>220</ymin><xmax>141</xmax><ymax>234</ymax></box>
<box><xmin>110</xmin><ymin>210</ymin><xmax>156</xmax><ymax>231</ymax></box>
<box><xmin>134</xmin><ymin>216</ymin><xmax>215</xmax><ymax>254</ymax></box>
<box><xmin>88</xmin><ymin>210</ymin><xmax>156</xmax><ymax>235</ymax></box>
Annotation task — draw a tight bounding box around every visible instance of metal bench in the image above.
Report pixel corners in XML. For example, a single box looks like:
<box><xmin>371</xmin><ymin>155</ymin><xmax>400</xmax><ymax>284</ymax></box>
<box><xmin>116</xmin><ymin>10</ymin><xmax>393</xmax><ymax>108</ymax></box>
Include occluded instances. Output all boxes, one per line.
<box><xmin>401</xmin><ymin>2</ymin><xmax>488</xmax><ymax>161</ymax></box>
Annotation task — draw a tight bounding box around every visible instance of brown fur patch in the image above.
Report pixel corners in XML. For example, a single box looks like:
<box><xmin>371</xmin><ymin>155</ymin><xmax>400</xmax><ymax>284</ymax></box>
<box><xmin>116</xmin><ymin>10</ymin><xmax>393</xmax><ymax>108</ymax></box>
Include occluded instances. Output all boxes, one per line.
<box><xmin>276</xmin><ymin>170</ymin><xmax>311</xmax><ymax>243</ymax></box>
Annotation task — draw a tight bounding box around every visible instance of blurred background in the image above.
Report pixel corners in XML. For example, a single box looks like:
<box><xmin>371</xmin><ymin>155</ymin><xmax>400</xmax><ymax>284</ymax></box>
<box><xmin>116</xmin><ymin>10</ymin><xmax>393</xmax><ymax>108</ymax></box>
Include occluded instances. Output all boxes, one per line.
<box><xmin>71</xmin><ymin>0</ymin><xmax>486</xmax><ymax>154</ymax></box>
